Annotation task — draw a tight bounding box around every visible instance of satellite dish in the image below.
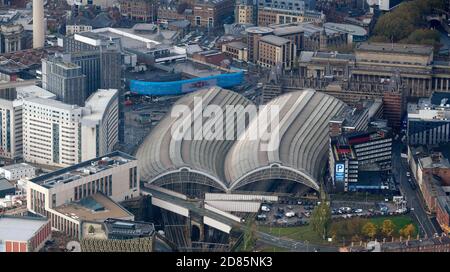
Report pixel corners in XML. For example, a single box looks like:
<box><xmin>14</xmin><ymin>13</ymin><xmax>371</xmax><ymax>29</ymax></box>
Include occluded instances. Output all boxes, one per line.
<box><xmin>66</xmin><ymin>241</ymin><xmax>81</xmax><ymax>252</ymax></box>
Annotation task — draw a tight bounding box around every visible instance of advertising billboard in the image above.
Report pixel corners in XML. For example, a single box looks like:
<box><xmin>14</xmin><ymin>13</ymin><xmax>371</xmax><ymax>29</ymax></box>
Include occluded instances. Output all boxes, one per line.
<box><xmin>335</xmin><ymin>163</ymin><xmax>345</xmax><ymax>182</ymax></box>
<box><xmin>181</xmin><ymin>78</ymin><xmax>217</xmax><ymax>93</ymax></box>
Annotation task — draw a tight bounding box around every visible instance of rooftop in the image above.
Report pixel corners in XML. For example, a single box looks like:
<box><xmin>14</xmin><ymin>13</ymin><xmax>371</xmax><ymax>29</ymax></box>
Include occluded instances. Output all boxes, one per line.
<box><xmin>245</xmin><ymin>26</ymin><xmax>273</xmax><ymax>34</ymax></box>
<box><xmin>82</xmin><ymin>89</ymin><xmax>118</xmax><ymax>124</ymax></box>
<box><xmin>0</xmin><ymin>178</ymin><xmax>14</xmax><ymax>191</ymax></box>
<box><xmin>23</xmin><ymin>96</ymin><xmax>82</xmax><ymax>112</ymax></box>
<box><xmin>54</xmin><ymin>194</ymin><xmax>133</xmax><ymax>222</ymax></box>
<box><xmin>104</xmin><ymin>218</ymin><xmax>155</xmax><ymax>239</ymax></box>
<box><xmin>0</xmin><ymin>215</ymin><xmax>48</xmax><ymax>242</ymax></box>
<box><xmin>356</xmin><ymin>42</ymin><xmax>434</xmax><ymax>56</ymax></box>
<box><xmin>323</xmin><ymin>22</ymin><xmax>367</xmax><ymax>37</ymax></box>
<box><xmin>0</xmin><ymin>163</ymin><xmax>35</xmax><ymax>172</ymax></box>
<box><xmin>16</xmin><ymin>85</ymin><xmax>56</xmax><ymax>100</ymax></box>
<box><xmin>225</xmin><ymin>41</ymin><xmax>247</xmax><ymax>50</ymax></box>
<box><xmin>259</xmin><ymin>35</ymin><xmax>290</xmax><ymax>46</ymax></box>
<box><xmin>30</xmin><ymin>151</ymin><xmax>136</xmax><ymax>189</ymax></box>
<box><xmin>272</xmin><ymin>25</ymin><xmax>304</xmax><ymax>36</ymax></box>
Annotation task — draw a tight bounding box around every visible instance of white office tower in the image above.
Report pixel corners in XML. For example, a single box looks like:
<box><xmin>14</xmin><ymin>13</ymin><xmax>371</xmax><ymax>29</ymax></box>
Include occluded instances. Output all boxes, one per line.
<box><xmin>32</xmin><ymin>0</ymin><xmax>45</xmax><ymax>48</ymax></box>
<box><xmin>22</xmin><ymin>97</ymin><xmax>83</xmax><ymax>167</ymax></box>
<box><xmin>81</xmin><ymin>89</ymin><xmax>119</xmax><ymax>161</ymax></box>
<box><xmin>22</xmin><ymin>89</ymin><xmax>119</xmax><ymax>167</ymax></box>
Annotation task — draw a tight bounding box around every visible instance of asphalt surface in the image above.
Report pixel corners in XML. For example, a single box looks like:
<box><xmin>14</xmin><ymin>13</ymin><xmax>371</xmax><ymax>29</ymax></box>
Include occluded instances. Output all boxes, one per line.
<box><xmin>391</xmin><ymin>140</ymin><xmax>440</xmax><ymax>238</ymax></box>
<box><xmin>142</xmin><ymin>187</ymin><xmax>339</xmax><ymax>252</ymax></box>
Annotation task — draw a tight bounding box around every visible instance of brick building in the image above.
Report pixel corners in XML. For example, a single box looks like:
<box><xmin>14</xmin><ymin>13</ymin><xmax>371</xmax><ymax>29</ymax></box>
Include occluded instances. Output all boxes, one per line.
<box><xmin>119</xmin><ymin>0</ymin><xmax>158</xmax><ymax>22</ymax></box>
<box><xmin>191</xmin><ymin>0</ymin><xmax>235</xmax><ymax>28</ymax></box>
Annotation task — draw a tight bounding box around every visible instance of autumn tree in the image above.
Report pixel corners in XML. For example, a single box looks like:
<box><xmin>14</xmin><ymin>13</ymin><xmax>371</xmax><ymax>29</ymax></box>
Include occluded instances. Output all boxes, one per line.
<box><xmin>310</xmin><ymin>201</ymin><xmax>332</xmax><ymax>240</ymax></box>
<box><xmin>381</xmin><ymin>220</ymin><xmax>396</xmax><ymax>238</ymax></box>
<box><xmin>399</xmin><ymin>224</ymin><xmax>416</xmax><ymax>238</ymax></box>
<box><xmin>362</xmin><ymin>222</ymin><xmax>378</xmax><ymax>240</ymax></box>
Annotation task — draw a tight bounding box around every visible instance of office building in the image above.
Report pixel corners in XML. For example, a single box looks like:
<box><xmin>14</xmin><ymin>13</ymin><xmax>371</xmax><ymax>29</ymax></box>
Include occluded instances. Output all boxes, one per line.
<box><xmin>22</xmin><ymin>89</ymin><xmax>119</xmax><ymax>167</ymax></box>
<box><xmin>81</xmin><ymin>89</ymin><xmax>119</xmax><ymax>161</ymax></box>
<box><xmin>221</xmin><ymin>41</ymin><xmax>248</xmax><ymax>62</ymax></box>
<box><xmin>407</xmin><ymin>92</ymin><xmax>450</xmax><ymax>145</ymax></box>
<box><xmin>22</xmin><ymin>97</ymin><xmax>84</xmax><ymax>167</ymax></box>
<box><xmin>257</xmin><ymin>7</ymin><xmax>324</xmax><ymax>27</ymax></box>
<box><xmin>0</xmin><ymin>83</ymin><xmax>56</xmax><ymax>163</ymax></box>
<box><xmin>66</xmin><ymin>25</ymin><xmax>93</xmax><ymax>36</ymax></box>
<box><xmin>192</xmin><ymin>0</ymin><xmax>235</xmax><ymax>28</ymax></box>
<box><xmin>27</xmin><ymin>151</ymin><xmax>139</xmax><ymax>238</ymax></box>
<box><xmin>41</xmin><ymin>56</ymin><xmax>87</xmax><ymax>106</ymax></box>
<box><xmin>236</xmin><ymin>0</ymin><xmax>256</xmax><ymax>24</ymax></box>
<box><xmin>0</xmin><ymin>215</ymin><xmax>51</xmax><ymax>252</ymax></box>
<box><xmin>0</xmin><ymin>163</ymin><xmax>35</xmax><ymax>181</ymax></box>
<box><xmin>118</xmin><ymin>0</ymin><xmax>158</xmax><ymax>22</ymax></box>
<box><xmin>257</xmin><ymin>35</ymin><xmax>295</xmax><ymax>70</ymax></box>
<box><xmin>81</xmin><ymin>218</ymin><xmax>155</xmax><ymax>252</ymax></box>
<box><xmin>0</xmin><ymin>24</ymin><xmax>23</xmax><ymax>53</ymax></box>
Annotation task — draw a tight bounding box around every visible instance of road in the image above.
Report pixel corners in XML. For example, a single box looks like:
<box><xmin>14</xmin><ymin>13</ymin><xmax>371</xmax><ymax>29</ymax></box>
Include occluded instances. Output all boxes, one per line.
<box><xmin>391</xmin><ymin>140</ymin><xmax>440</xmax><ymax>238</ymax></box>
<box><xmin>142</xmin><ymin>186</ymin><xmax>338</xmax><ymax>252</ymax></box>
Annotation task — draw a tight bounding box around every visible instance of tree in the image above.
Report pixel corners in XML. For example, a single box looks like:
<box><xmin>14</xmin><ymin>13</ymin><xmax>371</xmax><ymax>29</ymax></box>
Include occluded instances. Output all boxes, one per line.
<box><xmin>362</xmin><ymin>222</ymin><xmax>378</xmax><ymax>239</ymax></box>
<box><xmin>88</xmin><ymin>225</ymin><xmax>95</xmax><ymax>234</ymax></box>
<box><xmin>310</xmin><ymin>202</ymin><xmax>332</xmax><ymax>240</ymax></box>
<box><xmin>381</xmin><ymin>220</ymin><xmax>396</xmax><ymax>238</ymax></box>
<box><xmin>399</xmin><ymin>224</ymin><xmax>416</xmax><ymax>238</ymax></box>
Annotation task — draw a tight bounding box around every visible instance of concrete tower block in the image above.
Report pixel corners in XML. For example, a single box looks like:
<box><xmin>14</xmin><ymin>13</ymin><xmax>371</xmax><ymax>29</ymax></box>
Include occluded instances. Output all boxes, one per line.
<box><xmin>33</xmin><ymin>0</ymin><xmax>45</xmax><ymax>49</ymax></box>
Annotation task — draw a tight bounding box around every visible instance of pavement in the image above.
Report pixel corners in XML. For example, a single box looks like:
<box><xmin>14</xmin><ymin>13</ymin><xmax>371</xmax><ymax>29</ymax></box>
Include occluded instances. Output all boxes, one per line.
<box><xmin>391</xmin><ymin>140</ymin><xmax>440</xmax><ymax>238</ymax></box>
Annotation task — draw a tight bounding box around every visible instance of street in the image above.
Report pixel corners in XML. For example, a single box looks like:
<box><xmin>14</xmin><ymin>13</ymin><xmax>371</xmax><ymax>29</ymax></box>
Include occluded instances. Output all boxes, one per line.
<box><xmin>391</xmin><ymin>140</ymin><xmax>440</xmax><ymax>238</ymax></box>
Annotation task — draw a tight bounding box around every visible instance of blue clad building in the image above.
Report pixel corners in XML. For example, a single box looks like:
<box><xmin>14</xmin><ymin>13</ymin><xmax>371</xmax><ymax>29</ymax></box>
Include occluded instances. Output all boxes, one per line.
<box><xmin>129</xmin><ymin>72</ymin><xmax>244</xmax><ymax>96</ymax></box>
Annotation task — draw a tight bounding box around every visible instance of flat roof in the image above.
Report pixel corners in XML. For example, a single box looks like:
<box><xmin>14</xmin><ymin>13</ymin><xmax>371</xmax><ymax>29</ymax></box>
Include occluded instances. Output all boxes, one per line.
<box><xmin>16</xmin><ymin>85</ymin><xmax>57</xmax><ymax>100</ymax></box>
<box><xmin>55</xmin><ymin>194</ymin><xmax>133</xmax><ymax>222</ymax></box>
<box><xmin>0</xmin><ymin>216</ymin><xmax>48</xmax><ymax>242</ymax></box>
<box><xmin>83</xmin><ymin>89</ymin><xmax>118</xmax><ymax>123</ymax></box>
<box><xmin>0</xmin><ymin>178</ymin><xmax>14</xmax><ymax>191</ymax></box>
<box><xmin>259</xmin><ymin>35</ymin><xmax>290</xmax><ymax>46</ymax></box>
<box><xmin>23</xmin><ymin>96</ymin><xmax>81</xmax><ymax>112</ymax></box>
<box><xmin>356</xmin><ymin>42</ymin><xmax>433</xmax><ymax>56</ymax></box>
<box><xmin>324</xmin><ymin>22</ymin><xmax>367</xmax><ymax>36</ymax></box>
<box><xmin>0</xmin><ymin>163</ymin><xmax>35</xmax><ymax>171</ymax></box>
<box><xmin>246</xmin><ymin>26</ymin><xmax>273</xmax><ymax>34</ymax></box>
<box><xmin>30</xmin><ymin>151</ymin><xmax>136</xmax><ymax>189</ymax></box>
<box><xmin>272</xmin><ymin>25</ymin><xmax>304</xmax><ymax>36</ymax></box>
<box><xmin>225</xmin><ymin>41</ymin><xmax>247</xmax><ymax>50</ymax></box>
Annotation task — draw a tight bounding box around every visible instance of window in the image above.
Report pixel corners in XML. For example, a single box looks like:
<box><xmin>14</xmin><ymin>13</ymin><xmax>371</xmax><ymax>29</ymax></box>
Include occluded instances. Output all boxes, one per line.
<box><xmin>196</xmin><ymin>16</ymin><xmax>201</xmax><ymax>26</ymax></box>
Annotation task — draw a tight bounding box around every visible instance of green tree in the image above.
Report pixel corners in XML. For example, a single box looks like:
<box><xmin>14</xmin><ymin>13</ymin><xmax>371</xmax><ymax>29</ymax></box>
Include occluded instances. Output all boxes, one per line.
<box><xmin>381</xmin><ymin>220</ymin><xmax>396</xmax><ymax>238</ymax></box>
<box><xmin>362</xmin><ymin>222</ymin><xmax>378</xmax><ymax>239</ymax></box>
<box><xmin>88</xmin><ymin>225</ymin><xmax>95</xmax><ymax>234</ymax></box>
<box><xmin>310</xmin><ymin>201</ymin><xmax>332</xmax><ymax>240</ymax></box>
<box><xmin>399</xmin><ymin>224</ymin><xmax>416</xmax><ymax>238</ymax></box>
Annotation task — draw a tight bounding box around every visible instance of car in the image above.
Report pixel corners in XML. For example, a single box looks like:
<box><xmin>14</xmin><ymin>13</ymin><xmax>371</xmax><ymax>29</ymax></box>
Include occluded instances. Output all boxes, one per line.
<box><xmin>274</xmin><ymin>213</ymin><xmax>283</xmax><ymax>219</ymax></box>
<box><xmin>287</xmin><ymin>205</ymin><xmax>293</xmax><ymax>210</ymax></box>
<box><xmin>278</xmin><ymin>207</ymin><xmax>285</xmax><ymax>213</ymax></box>
<box><xmin>297</xmin><ymin>201</ymin><xmax>303</xmax><ymax>205</ymax></box>
<box><xmin>256</xmin><ymin>214</ymin><xmax>267</xmax><ymax>220</ymax></box>
<box><xmin>261</xmin><ymin>205</ymin><xmax>270</xmax><ymax>212</ymax></box>
<box><xmin>406</xmin><ymin>172</ymin><xmax>411</xmax><ymax>177</ymax></box>
<box><xmin>285</xmin><ymin>211</ymin><xmax>295</xmax><ymax>218</ymax></box>
<box><xmin>355</xmin><ymin>209</ymin><xmax>363</xmax><ymax>213</ymax></box>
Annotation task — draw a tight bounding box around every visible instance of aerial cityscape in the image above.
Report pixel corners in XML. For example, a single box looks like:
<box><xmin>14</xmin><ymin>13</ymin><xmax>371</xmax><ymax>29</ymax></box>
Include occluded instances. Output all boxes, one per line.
<box><xmin>0</xmin><ymin>0</ymin><xmax>450</xmax><ymax>256</ymax></box>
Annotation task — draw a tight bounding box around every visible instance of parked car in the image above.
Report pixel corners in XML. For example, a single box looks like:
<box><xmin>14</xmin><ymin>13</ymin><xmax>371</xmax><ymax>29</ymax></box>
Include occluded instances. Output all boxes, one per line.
<box><xmin>285</xmin><ymin>211</ymin><xmax>295</xmax><ymax>218</ymax></box>
<box><xmin>261</xmin><ymin>205</ymin><xmax>270</xmax><ymax>212</ymax></box>
<box><xmin>355</xmin><ymin>209</ymin><xmax>363</xmax><ymax>213</ymax></box>
<box><xmin>256</xmin><ymin>214</ymin><xmax>267</xmax><ymax>221</ymax></box>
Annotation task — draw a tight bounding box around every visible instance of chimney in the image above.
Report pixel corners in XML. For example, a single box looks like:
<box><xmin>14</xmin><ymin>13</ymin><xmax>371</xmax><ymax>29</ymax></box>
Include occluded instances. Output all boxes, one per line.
<box><xmin>33</xmin><ymin>0</ymin><xmax>45</xmax><ymax>49</ymax></box>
